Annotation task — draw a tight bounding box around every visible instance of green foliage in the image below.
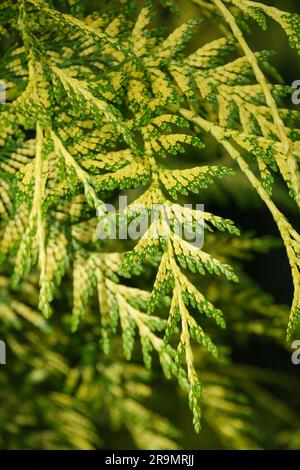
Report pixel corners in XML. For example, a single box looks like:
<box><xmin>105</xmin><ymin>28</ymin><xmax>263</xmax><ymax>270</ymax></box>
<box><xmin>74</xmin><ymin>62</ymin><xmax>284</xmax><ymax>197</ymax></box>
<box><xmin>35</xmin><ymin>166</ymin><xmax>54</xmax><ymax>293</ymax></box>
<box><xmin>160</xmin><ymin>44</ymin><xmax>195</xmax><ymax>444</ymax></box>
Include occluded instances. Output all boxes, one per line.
<box><xmin>0</xmin><ymin>0</ymin><xmax>299</xmax><ymax>446</ymax></box>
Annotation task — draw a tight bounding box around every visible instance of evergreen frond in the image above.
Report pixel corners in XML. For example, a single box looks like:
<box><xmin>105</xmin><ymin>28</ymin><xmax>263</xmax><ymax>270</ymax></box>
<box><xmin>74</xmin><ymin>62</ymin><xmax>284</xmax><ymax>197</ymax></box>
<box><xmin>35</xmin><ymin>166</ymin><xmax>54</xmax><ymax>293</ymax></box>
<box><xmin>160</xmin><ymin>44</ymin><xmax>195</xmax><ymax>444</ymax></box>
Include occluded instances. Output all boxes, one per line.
<box><xmin>0</xmin><ymin>0</ymin><xmax>299</xmax><ymax>440</ymax></box>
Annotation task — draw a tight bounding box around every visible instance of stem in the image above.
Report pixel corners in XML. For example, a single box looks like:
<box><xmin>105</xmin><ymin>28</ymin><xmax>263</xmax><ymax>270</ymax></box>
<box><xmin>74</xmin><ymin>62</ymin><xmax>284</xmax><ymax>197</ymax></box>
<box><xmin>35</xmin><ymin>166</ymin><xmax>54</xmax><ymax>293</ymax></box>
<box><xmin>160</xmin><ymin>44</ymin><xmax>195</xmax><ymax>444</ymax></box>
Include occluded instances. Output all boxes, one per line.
<box><xmin>34</xmin><ymin>122</ymin><xmax>46</xmax><ymax>286</ymax></box>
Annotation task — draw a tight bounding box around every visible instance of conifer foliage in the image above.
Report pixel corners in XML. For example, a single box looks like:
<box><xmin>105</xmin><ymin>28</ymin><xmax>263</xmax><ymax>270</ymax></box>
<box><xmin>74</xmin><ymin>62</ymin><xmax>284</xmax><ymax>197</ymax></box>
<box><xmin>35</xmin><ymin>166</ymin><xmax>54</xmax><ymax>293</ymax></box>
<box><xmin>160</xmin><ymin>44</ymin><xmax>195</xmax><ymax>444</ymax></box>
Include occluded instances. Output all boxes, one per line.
<box><xmin>0</xmin><ymin>0</ymin><xmax>300</xmax><ymax>440</ymax></box>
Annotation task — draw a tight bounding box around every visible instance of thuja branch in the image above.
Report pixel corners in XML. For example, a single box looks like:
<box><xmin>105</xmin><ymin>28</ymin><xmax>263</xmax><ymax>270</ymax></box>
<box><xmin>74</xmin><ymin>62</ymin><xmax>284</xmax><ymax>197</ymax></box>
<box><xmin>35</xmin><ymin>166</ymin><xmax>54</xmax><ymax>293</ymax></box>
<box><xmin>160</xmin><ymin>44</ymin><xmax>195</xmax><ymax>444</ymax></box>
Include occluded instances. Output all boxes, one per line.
<box><xmin>213</xmin><ymin>0</ymin><xmax>300</xmax><ymax>207</ymax></box>
<box><xmin>1</xmin><ymin>0</ymin><xmax>300</xmax><ymax>437</ymax></box>
<box><xmin>180</xmin><ymin>108</ymin><xmax>300</xmax><ymax>339</ymax></box>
